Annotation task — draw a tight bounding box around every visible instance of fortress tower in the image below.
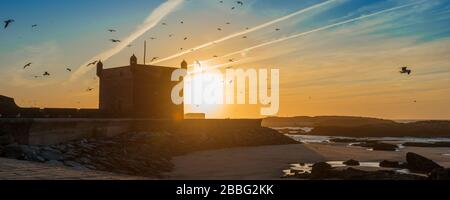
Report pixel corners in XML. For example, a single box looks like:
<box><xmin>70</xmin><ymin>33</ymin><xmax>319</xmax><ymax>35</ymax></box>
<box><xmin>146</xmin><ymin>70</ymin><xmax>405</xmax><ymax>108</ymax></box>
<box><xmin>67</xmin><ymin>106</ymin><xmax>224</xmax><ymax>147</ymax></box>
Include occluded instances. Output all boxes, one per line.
<box><xmin>96</xmin><ymin>55</ymin><xmax>185</xmax><ymax>119</ymax></box>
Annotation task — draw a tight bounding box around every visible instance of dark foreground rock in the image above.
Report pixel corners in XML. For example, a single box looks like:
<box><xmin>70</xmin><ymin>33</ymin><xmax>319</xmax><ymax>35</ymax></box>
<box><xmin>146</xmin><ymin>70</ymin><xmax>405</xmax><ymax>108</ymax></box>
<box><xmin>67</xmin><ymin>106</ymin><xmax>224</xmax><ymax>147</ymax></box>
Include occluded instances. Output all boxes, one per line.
<box><xmin>353</xmin><ymin>141</ymin><xmax>398</xmax><ymax>151</ymax></box>
<box><xmin>379</xmin><ymin>160</ymin><xmax>405</xmax><ymax>168</ymax></box>
<box><xmin>429</xmin><ymin>168</ymin><xmax>450</xmax><ymax>180</ymax></box>
<box><xmin>329</xmin><ymin>138</ymin><xmax>363</xmax><ymax>143</ymax></box>
<box><xmin>284</xmin><ymin>153</ymin><xmax>448</xmax><ymax>180</ymax></box>
<box><xmin>403</xmin><ymin>142</ymin><xmax>450</xmax><ymax>148</ymax></box>
<box><xmin>310</xmin><ymin>162</ymin><xmax>333</xmax><ymax>179</ymax></box>
<box><xmin>406</xmin><ymin>152</ymin><xmax>443</xmax><ymax>173</ymax></box>
<box><xmin>343</xmin><ymin>159</ymin><xmax>360</xmax><ymax>166</ymax></box>
<box><xmin>301</xmin><ymin>165</ymin><xmax>426</xmax><ymax>180</ymax></box>
<box><xmin>336</xmin><ymin>168</ymin><xmax>426</xmax><ymax>180</ymax></box>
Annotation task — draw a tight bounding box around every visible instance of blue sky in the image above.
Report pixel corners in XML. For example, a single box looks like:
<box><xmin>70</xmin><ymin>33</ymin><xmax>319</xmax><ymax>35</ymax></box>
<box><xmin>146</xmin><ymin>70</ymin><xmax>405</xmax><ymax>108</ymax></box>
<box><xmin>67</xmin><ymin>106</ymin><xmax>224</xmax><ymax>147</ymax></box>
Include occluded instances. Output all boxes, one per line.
<box><xmin>1</xmin><ymin>0</ymin><xmax>450</xmax><ymax>119</ymax></box>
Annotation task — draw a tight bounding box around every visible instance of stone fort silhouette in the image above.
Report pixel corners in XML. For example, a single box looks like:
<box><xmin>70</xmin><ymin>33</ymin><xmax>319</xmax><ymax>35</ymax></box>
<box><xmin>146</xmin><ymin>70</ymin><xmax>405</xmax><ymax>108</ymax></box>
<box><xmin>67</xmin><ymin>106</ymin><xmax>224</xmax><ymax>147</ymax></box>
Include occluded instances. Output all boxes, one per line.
<box><xmin>0</xmin><ymin>55</ymin><xmax>187</xmax><ymax>119</ymax></box>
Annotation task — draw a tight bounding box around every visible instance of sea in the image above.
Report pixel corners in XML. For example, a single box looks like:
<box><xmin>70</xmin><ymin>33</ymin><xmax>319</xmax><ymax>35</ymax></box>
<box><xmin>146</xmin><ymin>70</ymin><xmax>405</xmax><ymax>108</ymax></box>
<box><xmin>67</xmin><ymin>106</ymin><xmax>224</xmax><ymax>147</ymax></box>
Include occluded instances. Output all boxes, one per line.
<box><xmin>271</xmin><ymin>126</ymin><xmax>450</xmax><ymax>144</ymax></box>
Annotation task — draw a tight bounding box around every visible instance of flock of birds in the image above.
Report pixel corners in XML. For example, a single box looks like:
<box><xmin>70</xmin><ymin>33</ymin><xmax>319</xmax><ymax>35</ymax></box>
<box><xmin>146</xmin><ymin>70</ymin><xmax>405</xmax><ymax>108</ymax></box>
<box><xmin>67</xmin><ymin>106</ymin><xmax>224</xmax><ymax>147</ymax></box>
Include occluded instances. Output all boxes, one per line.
<box><xmin>3</xmin><ymin>18</ymin><xmax>96</xmax><ymax>92</ymax></box>
<box><xmin>3</xmin><ymin>0</ymin><xmax>415</xmax><ymax>102</ymax></box>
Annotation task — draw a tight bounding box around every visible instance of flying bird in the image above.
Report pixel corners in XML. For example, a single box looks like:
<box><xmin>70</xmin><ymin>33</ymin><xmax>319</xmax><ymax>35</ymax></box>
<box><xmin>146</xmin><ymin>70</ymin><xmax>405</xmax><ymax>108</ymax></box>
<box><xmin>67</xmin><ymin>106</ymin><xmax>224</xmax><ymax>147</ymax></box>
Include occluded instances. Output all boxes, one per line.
<box><xmin>150</xmin><ymin>37</ymin><xmax>157</xmax><ymax>40</ymax></box>
<box><xmin>110</xmin><ymin>39</ymin><xmax>121</xmax><ymax>43</ymax></box>
<box><xmin>23</xmin><ymin>62</ymin><xmax>32</xmax><ymax>69</ymax></box>
<box><xmin>226</xmin><ymin>22</ymin><xmax>231</xmax><ymax>25</ymax></box>
<box><xmin>231</xmin><ymin>7</ymin><xmax>235</xmax><ymax>10</ymax></box>
<box><xmin>400</xmin><ymin>66</ymin><xmax>412</xmax><ymax>75</ymax></box>
<box><xmin>87</xmin><ymin>61</ymin><xmax>98</xmax><ymax>67</ymax></box>
<box><xmin>151</xmin><ymin>57</ymin><xmax>159</xmax><ymax>62</ymax></box>
<box><xmin>217</xmin><ymin>28</ymin><xmax>222</xmax><ymax>31</ymax></box>
<box><xmin>180</xmin><ymin>21</ymin><xmax>184</xmax><ymax>24</ymax></box>
<box><xmin>4</xmin><ymin>19</ymin><xmax>14</xmax><ymax>29</ymax></box>
<box><xmin>43</xmin><ymin>71</ymin><xmax>50</xmax><ymax>76</ymax></box>
<box><xmin>236</xmin><ymin>1</ymin><xmax>244</xmax><ymax>6</ymax></box>
<box><xmin>86</xmin><ymin>88</ymin><xmax>94</xmax><ymax>92</ymax></box>
<box><xmin>66</xmin><ymin>68</ymin><xmax>72</xmax><ymax>72</ymax></box>
<box><xmin>184</xmin><ymin>37</ymin><xmax>188</xmax><ymax>40</ymax></box>
<box><xmin>228</xmin><ymin>59</ymin><xmax>234</xmax><ymax>62</ymax></box>
<box><xmin>108</xmin><ymin>29</ymin><xmax>116</xmax><ymax>32</ymax></box>
<box><xmin>162</xmin><ymin>22</ymin><xmax>167</xmax><ymax>26</ymax></box>
<box><xmin>275</xmin><ymin>28</ymin><xmax>280</xmax><ymax>31</ymax></box>
<box><xmin>31</xmin><ymin>24</ymin><xmax>38</xmax><ymax>28</ymax></box>
<box><xmin>242</xmin><ymin>36</ymin><xmax>247</xmax><ymax>39</ymax></box>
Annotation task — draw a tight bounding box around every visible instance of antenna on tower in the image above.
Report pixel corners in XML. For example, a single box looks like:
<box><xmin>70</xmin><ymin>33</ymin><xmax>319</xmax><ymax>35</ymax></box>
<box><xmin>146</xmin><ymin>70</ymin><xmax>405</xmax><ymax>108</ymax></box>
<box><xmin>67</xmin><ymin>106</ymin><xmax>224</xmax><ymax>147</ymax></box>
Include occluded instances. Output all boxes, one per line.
<box><xmin>144</xmin><ymin>40</ymin><xmax>147</xmax><ymax>65</ymax></box>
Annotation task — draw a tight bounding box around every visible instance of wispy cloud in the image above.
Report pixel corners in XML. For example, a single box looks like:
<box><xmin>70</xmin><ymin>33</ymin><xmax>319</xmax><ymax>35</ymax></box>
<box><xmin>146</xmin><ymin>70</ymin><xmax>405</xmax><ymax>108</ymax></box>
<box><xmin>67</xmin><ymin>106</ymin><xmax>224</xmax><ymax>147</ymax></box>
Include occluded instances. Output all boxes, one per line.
<box><xmin>152</xmin><ymin>0</ymin><xmax>339</xmax><ymax>64</ymax></box>
<box><xmin>202</xmin><ymin>1</ymin><xmax>424</xmax><ymax>69</ymax></box>
<box><xmin>69</xmin><ymin>0</ymin><xmax>184</xmax><ymax>82</ymax></box>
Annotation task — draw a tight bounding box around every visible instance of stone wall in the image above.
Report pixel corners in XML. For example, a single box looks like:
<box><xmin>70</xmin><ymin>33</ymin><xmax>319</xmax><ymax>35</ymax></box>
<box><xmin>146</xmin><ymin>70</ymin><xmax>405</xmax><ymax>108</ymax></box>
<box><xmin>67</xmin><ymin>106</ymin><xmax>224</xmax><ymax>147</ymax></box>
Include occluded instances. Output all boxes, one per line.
<box><xmin>0</xmin><ymin>119</ymin><xmax>263</xmax><ymax>146</ymax></box>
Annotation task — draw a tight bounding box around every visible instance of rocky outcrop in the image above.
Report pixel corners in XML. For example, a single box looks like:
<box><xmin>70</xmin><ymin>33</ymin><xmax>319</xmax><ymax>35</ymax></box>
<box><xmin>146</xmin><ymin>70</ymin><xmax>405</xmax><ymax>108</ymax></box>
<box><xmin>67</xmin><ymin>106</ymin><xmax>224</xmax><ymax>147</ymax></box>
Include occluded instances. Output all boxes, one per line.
<box><xmin>343</xmin><ymin>159</ymin><xmax>360</xmax><ymax>166</ymax></box>
<box><xmin>403</xmin><ymin>142</ymin><xmax>450</xmax><ymax>148</ymax></box>
<box><xmin>310</xmin><ymin>162</ymin><xmax>332</xmax><ymax>179</ymax></box>
<box><xmin>308</xmin><ymin>121</ymin><xmax>450</xmax><ymax>138</ymax></box>
<box><xmin>263</xmin><ymin>116</ymin><xmax>394</xmax><ymax>128</ymax></box>
<box><xmin>429</xmin><ymin>168</ymin><xmax>450</xmax><ymax>180</ymax></box>
<box><xmin>379</xmin><ymin>160</ymin><xmax>404</xmax><ymax>168</ymax></box>
<box><xmin>406</xmin><ymin>152</ymin><xmax>443</xmax><ymax>173</ymax></box>
<box><xmin>329</xmin><ymin>138</ymin><xmax>363</xmax><ymax>143</ymax></box>
<box><xmin>353</xmin><ymin>142</ymin><xmax>398</xmax><ymax>151</ymax></box>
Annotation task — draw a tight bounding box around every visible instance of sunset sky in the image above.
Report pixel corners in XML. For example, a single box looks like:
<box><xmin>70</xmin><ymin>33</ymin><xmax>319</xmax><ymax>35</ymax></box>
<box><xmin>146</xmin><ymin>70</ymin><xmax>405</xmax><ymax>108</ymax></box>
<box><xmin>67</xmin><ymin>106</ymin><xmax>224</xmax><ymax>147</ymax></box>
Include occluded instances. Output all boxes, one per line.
<box><xmin>1</xmin><ymin>0</ymin><xmax>450</xmax><ymax>119</ymax></box>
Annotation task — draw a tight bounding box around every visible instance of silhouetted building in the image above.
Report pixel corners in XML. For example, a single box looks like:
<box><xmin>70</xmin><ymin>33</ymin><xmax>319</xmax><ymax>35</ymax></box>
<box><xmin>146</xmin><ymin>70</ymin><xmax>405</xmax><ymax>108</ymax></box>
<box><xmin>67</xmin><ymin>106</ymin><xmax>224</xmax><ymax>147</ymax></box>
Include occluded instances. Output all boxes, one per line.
<box><xmin>96</xmin><ymin>55</ymin><xmax>184</xmax><ymax>119</ymax></box>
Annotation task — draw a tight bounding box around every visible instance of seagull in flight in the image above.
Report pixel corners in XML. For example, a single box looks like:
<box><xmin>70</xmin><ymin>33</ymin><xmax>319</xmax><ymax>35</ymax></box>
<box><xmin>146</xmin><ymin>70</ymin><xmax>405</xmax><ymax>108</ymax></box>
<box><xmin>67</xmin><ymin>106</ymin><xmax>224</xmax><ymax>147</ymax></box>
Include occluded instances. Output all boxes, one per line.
<box><xmin>108</xmin><ymin>29</ymin><xmax>116</xmax><ymax>32</ymax></box>
<box><xmin>150</xmin><ymin>37</ymin><xmax>157</xmax><ymax>40</ymax></box>
<box><xmin>236</xmin><ymin>1</ymin><xmax>244</xmax><ymax>6</ymax></box>
<box><xmin>4</xmin><ymin>19</ymin><xmax>14</xmax><ymax>29</ymax></box>
<box><xmin>151</xmin><ymin>57</ymin><xmax>159</xmax><ymax>62</ymax></box>
<box><xmin>66</xmin><ymin>68</ymin><xmax>72</xmax><ymax>72</ymax></box>
<box><xmin>23</xmin><ymin>62</ymin><xmax>32</xmax><ymax>69</ymax></box>
<box><xmin>87</xmin><ymin>61</ymin><xmax>98</xmax><ymax>67</ymax></box>
<box><xmin>400</xmin><ymin>66</ymin><xmax>412</xmax><ymax>75</ymax></box>
<box><xmin>110</xmin><ymin>39</ymin><xmax>121</xmax><ymax>43</ymax></box>
<box><xmin>86</xmin><ymin>88</ymin><xmax>94</xmax><ymax>92</ymax></box>
<box><xmin>31</xmin><ymin>24</ymin><xmax>38</xmax><ymax>28</ymax></box>
<box><xmin>43</xmin><ymin>71</ymin><xmax>50</xmax><ymax>76</ymax></box>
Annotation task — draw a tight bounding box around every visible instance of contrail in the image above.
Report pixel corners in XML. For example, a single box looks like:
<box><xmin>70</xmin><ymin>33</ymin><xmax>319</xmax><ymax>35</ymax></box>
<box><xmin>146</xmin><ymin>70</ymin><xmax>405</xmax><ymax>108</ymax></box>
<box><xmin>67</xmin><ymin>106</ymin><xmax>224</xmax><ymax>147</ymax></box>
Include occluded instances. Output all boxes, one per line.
<box><xmin>152</xmin><ymin>0</ymin><xmax>339</xmax><ymax>64</ymax></box>
<box><xmin>203</xmin><ymin>2</ymin><xmax>422</xmax><ymax>70</ymax></box>
<box><xmin>69</xmin><ymin>0</ymin><xmax>184</xmax><ymax>81</ymax></box>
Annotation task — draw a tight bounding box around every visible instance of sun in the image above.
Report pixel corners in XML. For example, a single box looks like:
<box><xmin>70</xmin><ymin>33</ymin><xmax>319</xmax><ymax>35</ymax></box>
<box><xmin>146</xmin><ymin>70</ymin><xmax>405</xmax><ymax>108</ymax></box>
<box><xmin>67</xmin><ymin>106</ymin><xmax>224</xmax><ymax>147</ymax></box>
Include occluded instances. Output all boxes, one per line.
<box><xmin>184</xmin><ymin>63</ymin><xmax>225</xmax><ymax>116</ymax></box>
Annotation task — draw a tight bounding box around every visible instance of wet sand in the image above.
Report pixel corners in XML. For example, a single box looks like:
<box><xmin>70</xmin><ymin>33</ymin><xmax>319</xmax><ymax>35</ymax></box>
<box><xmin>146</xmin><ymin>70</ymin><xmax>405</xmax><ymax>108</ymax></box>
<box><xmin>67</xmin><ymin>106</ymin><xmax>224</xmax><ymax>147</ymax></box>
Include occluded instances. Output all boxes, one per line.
<box><xmin>166</xmin><ymin>143</ymin><xmax>450</xmax><ymax>180</ymax></box>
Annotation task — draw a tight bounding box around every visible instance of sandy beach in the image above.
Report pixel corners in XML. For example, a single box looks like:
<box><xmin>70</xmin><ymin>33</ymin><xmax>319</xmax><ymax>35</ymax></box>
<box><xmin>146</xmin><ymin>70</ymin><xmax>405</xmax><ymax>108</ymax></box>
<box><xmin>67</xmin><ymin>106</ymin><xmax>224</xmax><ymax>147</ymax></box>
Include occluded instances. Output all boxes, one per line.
<box><xmin>167</xmin><ymin>143</ymin><xmax>450</xmax><ymax>180</ymax></box>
